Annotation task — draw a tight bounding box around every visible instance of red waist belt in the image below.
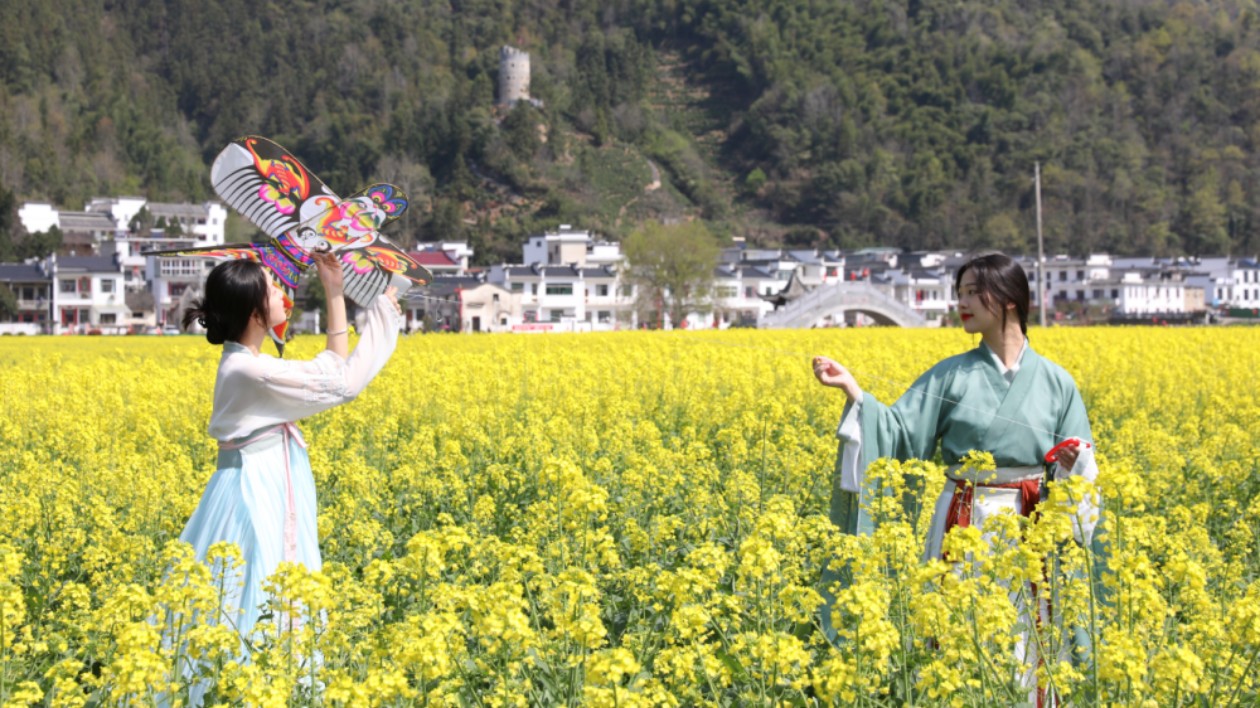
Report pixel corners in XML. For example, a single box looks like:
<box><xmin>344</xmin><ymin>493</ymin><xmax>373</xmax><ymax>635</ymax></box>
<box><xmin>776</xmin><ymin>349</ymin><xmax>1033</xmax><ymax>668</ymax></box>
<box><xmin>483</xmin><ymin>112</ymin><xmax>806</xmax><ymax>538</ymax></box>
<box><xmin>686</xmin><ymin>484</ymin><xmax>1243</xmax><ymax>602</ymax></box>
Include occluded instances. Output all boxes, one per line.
<box><xmin>941</xmin><ymin>475</ymin><xmax>1050</xmax><ymax>708</ymax></box>
<box><xmin>943</xmin><ymin>477</ymin><xmax>1041</xmax><ymax>540</ymax></box>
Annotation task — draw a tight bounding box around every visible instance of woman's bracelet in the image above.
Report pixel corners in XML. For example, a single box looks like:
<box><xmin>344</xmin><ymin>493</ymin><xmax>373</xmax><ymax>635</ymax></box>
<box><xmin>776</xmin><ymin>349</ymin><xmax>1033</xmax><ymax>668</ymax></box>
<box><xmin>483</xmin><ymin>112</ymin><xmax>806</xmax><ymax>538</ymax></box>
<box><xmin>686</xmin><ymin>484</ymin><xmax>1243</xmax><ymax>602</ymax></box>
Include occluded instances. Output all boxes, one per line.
<box><xmin>328</xmin><ymin>328</ymin><xmax>348</xmax><ymax>336</ymax></box>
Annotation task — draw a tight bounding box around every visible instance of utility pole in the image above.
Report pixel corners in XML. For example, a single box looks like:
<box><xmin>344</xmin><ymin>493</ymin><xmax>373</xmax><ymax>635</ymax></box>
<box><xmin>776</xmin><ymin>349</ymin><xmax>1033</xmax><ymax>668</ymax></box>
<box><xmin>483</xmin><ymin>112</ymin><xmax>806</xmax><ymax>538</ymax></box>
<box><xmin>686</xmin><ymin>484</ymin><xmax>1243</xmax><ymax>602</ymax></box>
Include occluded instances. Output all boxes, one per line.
<box><xmin>48</xmin><ymin>252</ymin><xmax>59</xmax><ymax>335</ymax></box>
<box><xmin>1035</xmin><ymin>161</ymin><xmax>1046</xmax><ymax>327</ymax></box>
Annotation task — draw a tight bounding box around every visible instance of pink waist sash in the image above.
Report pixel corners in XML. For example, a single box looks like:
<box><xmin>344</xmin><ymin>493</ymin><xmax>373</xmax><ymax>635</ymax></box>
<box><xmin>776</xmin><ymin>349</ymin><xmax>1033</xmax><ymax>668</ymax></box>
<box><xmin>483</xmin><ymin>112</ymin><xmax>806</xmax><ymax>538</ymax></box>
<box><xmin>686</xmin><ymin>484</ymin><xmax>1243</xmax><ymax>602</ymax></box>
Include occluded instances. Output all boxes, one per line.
<box><xmin>218</xmin><ymin>422</ymin><xmax>307</xmax><ymax>563</ymax></box>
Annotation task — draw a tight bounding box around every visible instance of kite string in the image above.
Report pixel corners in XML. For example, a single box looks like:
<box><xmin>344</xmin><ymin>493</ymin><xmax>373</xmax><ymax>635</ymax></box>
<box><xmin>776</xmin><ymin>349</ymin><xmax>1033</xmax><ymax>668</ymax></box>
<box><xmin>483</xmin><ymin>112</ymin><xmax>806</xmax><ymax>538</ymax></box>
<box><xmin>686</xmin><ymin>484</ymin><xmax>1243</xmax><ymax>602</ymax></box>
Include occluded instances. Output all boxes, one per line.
<box><xmin>670</xmin><ymin>333</ymin><xmax>1216</xmax><ymax>482</ymax></box>
<box><xmin>666</xmin><ymin>333</ymin><xmax>1071</xmax><ymax>442</ymax></box>
<box><xmin>415</xmin><ymin>327</ymin><xmax>1199</xmax><ymax>476</ymax></box>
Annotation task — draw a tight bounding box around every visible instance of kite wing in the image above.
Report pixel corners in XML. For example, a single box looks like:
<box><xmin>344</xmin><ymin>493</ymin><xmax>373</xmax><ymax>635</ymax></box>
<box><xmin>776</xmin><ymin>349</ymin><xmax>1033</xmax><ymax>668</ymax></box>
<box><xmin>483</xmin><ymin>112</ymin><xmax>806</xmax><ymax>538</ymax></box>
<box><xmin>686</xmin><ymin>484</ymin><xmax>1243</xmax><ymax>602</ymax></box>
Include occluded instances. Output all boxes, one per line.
<box><xmin>210</xmin><ymin>136</ymin><xmax>336</xmax><ymax>239</ymax></box>
<box><xmin>335</xmin><ymin>235</ymin><xmax>434</xmax><ymax>307</ymax></box>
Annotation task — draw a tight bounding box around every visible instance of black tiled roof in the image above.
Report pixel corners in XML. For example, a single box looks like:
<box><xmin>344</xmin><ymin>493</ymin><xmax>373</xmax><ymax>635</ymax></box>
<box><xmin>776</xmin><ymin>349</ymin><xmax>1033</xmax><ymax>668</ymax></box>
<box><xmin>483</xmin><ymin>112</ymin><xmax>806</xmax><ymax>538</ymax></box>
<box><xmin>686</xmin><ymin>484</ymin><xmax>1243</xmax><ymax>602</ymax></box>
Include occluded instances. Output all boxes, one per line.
<box><xmin>58</xmin><ymin>256</ymin><xmax>120</xmax><ymax>272</ymax></box>
<box><xmin>57</xmin><ymin>212</ymin><xmax>116</xmax><ymax>231</ymax></box>
<box><xmin>0</xmin><ymin>264</ymin><xmax>46</xmax><ymax>281</ymax></box>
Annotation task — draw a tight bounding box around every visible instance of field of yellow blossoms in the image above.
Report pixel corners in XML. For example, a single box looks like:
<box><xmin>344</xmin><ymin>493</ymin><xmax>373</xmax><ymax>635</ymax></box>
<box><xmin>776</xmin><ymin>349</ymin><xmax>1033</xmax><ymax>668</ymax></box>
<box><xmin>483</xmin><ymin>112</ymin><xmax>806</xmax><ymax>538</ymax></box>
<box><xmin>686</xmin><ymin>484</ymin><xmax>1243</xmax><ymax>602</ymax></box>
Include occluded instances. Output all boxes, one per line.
<box><xmin>1</xmin><ymin>326</ymin><xmax>1259</xmax><ymax>706</ymax></box>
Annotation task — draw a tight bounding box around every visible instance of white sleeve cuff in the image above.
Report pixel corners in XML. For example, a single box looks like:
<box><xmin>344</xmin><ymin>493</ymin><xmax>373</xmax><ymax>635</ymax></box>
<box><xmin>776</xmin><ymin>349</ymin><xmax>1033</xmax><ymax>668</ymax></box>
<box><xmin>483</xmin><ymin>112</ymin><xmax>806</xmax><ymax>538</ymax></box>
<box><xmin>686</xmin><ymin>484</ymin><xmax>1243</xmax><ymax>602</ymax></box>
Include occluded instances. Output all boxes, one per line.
<box><xmin>836</xmin><ymin>394</ymin><xmax>863</xmax><ymax>493</ymax></box>
<box><xmin>1057</xmin><ymin>444</ymin><xmax>1100</xmax><ymax>546</ymax></box>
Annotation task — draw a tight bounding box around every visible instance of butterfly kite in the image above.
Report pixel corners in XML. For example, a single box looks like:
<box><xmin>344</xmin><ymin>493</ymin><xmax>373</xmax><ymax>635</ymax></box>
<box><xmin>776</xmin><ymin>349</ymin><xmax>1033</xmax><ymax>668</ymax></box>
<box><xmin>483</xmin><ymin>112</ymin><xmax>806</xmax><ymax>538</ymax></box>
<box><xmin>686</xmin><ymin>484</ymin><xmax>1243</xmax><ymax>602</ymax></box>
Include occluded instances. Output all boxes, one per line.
<box><xmin>146</xmin><ymin>136</ymin><xmax>432</xmax><ymax>354</ymax></box>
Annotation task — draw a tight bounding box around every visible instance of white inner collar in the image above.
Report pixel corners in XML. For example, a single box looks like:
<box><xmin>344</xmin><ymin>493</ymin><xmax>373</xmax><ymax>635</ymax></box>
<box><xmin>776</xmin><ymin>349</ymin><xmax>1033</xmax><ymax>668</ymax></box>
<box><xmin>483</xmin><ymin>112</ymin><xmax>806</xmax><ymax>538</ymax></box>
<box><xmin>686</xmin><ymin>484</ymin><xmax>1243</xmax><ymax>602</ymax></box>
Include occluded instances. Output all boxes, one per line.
<box><xmin>988</xmin><ymin>339</ymin><xmax>1028</xmax><ymax>381</ymax></box>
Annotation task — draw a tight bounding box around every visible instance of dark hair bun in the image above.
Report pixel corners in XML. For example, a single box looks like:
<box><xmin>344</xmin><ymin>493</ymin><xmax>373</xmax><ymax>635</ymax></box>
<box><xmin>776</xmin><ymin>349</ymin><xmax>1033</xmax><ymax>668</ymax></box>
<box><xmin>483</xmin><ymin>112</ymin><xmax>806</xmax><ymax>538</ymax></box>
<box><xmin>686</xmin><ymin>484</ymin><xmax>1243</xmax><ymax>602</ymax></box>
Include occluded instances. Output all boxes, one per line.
<box><xmin>205</xmin><ymin>309</ymin><xmax>227</xmax><ymax>344</ymax></box>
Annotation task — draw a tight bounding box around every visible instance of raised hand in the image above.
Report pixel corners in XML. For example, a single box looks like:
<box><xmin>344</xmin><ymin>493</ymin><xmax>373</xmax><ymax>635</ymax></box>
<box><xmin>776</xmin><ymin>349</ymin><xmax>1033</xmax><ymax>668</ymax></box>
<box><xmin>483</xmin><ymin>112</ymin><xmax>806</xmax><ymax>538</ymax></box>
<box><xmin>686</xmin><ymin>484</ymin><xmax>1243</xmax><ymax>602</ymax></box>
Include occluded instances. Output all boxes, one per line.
<box><xmin>812</xmin><ymin>355</ymin><xmax>861</xmax><ymax>403</ymax></box>
<box><xmin>383</xmin><ymin>285</ymin><xmax>402</xmax><ymax>315</ymax></box>
<box><xmin>312</xmin><ymin>251</ymin><xmax>345</xmax><ymax>296</ymax></box>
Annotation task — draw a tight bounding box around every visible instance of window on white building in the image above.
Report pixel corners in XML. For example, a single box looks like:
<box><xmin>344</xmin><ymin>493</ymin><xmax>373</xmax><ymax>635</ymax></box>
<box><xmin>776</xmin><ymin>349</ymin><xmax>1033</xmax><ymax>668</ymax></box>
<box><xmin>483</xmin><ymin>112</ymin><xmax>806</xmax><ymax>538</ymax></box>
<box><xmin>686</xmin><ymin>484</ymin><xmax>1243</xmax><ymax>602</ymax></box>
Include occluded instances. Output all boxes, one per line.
<box><xmin>101</xmin><ymin>313</ymin><xmax>117</xmax><ymax>324</ymax></box>
<box><xmin>60</xmin><ymin>279</ymin><xmax>76</xmax><ymax>294</ymax></box>
<box><xmin>546</xmin><ymin>283</ymin><xmax>573</xmax><ymax>296</ymax></box>
<box><xmin>101</xmin><ymin>279</ymin><xmax>115</xmax><ymax>294</ymax></box>
<box><xmin>716</xmin><ymin>286</ymin><xmax>737</xmax><ymax>298</ymax></box>
<box><xmin>161</xmin><ymin>259</ymin><xmax>203</xmax><ymax>277</ymax></box>
<box><xmin>596</xmin><ymin>284</ymin><xmax>609</xmax><ymax>297</ymax></box>
<box><xmin>548</xmin><ymin>310</ymin><xmax>563</xmax><ymax>322</ymax></box>
<box><xmin>510</xmin><ymin>282</ymin><xmax>524</xmax><ymax>293</ymax></box>
<box><xmin>744</xmin><ymin>286</ymin><xmax>754</xmax><ymax>298</ymax></box>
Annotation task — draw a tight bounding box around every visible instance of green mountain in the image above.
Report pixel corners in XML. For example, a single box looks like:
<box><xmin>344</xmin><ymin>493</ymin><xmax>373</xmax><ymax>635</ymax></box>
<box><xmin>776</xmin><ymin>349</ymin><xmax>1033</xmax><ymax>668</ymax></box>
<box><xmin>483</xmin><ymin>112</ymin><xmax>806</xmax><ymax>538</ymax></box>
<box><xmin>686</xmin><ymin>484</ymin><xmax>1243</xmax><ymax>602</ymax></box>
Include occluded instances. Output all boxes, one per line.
<box><xmin>3</xmin><ymin>0</ymin><xmax>1260</xmax><ymax>263</ymax></box>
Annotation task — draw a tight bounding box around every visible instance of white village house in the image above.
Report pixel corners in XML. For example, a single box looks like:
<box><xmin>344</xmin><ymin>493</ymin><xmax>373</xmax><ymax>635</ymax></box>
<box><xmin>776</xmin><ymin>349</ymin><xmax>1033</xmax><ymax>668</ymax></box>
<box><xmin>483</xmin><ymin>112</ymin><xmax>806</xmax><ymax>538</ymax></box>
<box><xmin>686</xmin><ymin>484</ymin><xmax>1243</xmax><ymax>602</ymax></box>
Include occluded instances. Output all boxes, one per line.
<box><xmin>53</xmin><ymin>255</ymin><xmax>129</xmax><ymax>334</ymax></box>
<box><xmin>0</xmin><ymin>261</ymin><xmax>53</xmax><ymax>335</ymax></box>
<box><xmin>488</xmin><ymin>225</ymin><xmax>635</xmax><ymax>331</ymax></box>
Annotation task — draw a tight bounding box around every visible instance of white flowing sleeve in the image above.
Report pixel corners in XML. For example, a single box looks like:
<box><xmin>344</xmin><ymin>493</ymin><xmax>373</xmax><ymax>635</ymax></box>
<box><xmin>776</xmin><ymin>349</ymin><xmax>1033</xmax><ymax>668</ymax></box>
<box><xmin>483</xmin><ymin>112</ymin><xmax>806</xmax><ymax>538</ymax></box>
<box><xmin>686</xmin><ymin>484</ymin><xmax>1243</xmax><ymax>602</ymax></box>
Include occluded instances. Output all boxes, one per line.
<box><xmin>836</xmin><ymin>391</ymin><xmax>865</xmax><ymax>493</ymax></box>
<box><xmin>339</xmin><ymin>293</ymin><xmax>405</xmax><ymax>397</ymax></box>
<box><xmin>1055</xmin><ymin>444</ymin><xmax>1100</xmax><ymax>546</ymax></box>
<box><xmin>208</xmin><ymin>294</ymin><xmax>403</xmax><ymax>439</ymax></box>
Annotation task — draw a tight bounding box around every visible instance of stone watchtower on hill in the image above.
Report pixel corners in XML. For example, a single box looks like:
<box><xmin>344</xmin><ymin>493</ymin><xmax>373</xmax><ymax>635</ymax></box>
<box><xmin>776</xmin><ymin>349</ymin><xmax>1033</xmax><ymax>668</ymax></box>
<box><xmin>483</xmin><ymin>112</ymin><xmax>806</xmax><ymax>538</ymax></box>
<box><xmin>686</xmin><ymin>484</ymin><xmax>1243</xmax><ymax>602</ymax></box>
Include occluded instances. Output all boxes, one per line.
<box><xmin>498</xmin><ymin>45</ymin><xmax>531</xmax><ymax>106</ymax></box>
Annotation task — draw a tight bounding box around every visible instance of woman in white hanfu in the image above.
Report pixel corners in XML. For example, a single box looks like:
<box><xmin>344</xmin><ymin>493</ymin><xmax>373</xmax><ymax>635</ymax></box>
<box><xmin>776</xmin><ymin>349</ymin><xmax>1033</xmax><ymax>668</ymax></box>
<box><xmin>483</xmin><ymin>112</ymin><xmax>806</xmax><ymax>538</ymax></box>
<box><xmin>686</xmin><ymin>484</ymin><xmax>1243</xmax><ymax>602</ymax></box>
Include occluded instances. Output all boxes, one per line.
<box><xmin>812</xmin><ymin>253</ymin><xmax>1102</xmax><ymax>701</ymax></box>
<box><xmin>176</xmin><ymin>252</ymin><xmax>402</xmax><ymax>651</ymax></box>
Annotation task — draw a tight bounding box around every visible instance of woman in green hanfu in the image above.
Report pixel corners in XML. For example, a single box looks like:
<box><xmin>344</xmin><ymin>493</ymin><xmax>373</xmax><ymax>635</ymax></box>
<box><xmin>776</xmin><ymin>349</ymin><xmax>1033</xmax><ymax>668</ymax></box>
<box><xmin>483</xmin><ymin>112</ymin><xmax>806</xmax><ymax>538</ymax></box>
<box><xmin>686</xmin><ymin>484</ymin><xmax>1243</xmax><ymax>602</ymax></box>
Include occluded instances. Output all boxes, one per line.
<box><xmin>811</xmin><ymin>253</ymin><xmax>1102</xmax><ymax>696</ymax></box>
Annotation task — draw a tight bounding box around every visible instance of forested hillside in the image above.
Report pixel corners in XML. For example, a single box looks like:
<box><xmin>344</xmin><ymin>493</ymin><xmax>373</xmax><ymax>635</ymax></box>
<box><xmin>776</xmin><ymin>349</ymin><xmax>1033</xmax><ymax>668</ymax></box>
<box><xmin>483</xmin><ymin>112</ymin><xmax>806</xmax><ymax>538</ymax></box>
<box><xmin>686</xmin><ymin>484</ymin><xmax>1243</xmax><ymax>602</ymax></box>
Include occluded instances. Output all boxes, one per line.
<box><xmin>3</xmin><ymin>0</ymin><xmax>1260</xmax><ymax>262</ymax></box>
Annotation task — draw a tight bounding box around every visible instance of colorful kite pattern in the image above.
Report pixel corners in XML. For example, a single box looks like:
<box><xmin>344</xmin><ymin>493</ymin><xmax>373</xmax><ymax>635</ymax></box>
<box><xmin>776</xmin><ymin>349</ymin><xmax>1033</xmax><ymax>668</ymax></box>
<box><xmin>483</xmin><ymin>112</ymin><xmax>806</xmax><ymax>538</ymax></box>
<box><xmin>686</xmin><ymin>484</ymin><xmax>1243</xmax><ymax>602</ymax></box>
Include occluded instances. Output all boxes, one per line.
<box><xmin>143</xmin><ymin>136</ymin><xmax>433</xmax><ymax>355</ymax></box>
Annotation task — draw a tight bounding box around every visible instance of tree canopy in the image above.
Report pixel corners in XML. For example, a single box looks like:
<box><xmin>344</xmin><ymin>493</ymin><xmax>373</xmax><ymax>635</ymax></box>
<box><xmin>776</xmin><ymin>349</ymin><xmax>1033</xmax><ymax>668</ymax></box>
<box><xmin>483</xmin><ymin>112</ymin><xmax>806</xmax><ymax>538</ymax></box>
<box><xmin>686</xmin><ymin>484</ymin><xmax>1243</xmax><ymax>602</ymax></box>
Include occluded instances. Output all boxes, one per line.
<box><xmin>623</xmin><ymin>220</ymin><xmax>721</xmax><ymax>326</ymax></box>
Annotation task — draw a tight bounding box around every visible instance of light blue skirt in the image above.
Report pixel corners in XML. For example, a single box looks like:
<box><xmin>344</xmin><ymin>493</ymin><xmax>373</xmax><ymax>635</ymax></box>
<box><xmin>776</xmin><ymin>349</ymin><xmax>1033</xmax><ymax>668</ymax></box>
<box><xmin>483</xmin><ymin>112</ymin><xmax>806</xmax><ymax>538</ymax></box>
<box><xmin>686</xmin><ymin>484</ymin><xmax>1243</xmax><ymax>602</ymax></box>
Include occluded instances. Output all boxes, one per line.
<box><xmin>179</xmin><ymin>423</ymin><xmax>321</xmax><ymax>647</ymax></box>
<box><xmin>159</xmin><ymin>424</ymin><xmax>320</xmax><ymax>706</ymax></box>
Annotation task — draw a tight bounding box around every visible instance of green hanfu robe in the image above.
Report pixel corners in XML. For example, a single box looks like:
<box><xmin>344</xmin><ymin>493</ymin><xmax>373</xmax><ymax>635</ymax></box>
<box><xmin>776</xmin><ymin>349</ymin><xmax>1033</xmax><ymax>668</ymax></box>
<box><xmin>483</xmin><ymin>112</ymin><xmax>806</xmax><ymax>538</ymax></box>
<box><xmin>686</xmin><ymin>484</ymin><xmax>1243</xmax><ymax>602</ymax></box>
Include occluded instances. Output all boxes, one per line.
<box><xmin>830</xmin><ymin>340</ymin><xmax>1096</xmax><ymax>548</ymax></box>
<box><xmin>821</xmin><ymin>340</ymin><xmax>1105</xmax><ymax>684</ymax></box>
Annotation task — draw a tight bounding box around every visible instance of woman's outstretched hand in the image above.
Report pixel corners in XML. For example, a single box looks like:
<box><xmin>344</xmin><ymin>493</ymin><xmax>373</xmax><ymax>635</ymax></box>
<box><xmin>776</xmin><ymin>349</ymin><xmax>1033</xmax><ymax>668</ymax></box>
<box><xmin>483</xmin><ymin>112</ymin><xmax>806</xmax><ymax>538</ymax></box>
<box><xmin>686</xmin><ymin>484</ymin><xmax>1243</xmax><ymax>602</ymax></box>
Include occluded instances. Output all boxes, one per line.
<box><xmin>812</xmin><ymin>355</ymin><xmax>861</xmax><ymax>403</ymax></box>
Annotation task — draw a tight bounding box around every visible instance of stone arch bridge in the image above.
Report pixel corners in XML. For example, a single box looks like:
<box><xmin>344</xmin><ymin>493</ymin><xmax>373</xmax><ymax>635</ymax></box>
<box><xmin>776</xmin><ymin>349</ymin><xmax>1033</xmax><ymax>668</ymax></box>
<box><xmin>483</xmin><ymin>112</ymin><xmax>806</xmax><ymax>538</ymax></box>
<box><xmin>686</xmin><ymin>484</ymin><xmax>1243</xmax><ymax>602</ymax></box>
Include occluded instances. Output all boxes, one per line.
<box><xmin>758</xmin><ymin>282</ymin><xmax>929</xmax><ymax>329</ymax></box>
